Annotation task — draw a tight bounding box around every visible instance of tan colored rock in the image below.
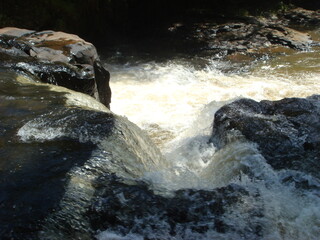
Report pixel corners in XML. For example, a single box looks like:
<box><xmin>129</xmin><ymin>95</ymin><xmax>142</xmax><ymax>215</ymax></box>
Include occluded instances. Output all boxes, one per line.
<box><xmin>0</xmin><ymin>27</ymin><xmax>35</xmax><ymax>37</ymax></box>
<box><xmin>0</xmin><ymin>27</ymin><xmax>111</xmax><ymax>109</ymax></box>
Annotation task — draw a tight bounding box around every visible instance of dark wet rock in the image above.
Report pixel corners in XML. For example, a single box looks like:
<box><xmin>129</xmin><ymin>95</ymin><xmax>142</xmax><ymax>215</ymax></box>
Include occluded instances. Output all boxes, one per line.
<box><xmin>1</xmin><ymin>107</ymin><xmax>162</xmax><ymax>239</ymax></box>
<box><xmin>283</xmin><ymin>8</ymin><xmax>320</xmax><ymax>26</ymax></box>
<box><xmin>262</xmin><ymin>25</ymin><xmax>312</xmax><ymax>50</ymax></box>
<box><xmin>89</xmin><ymin>178</ymin><xmax>263</xmax><ymax>239</ymax></box>
<box><xmin>0</xmin><ymin>27</ymin><xmax>111</xmax><ymax>108</ymax></box>
<box><xmin>169</xmin><ymin>19</ymin><xmax>313</xmax><ymax>56</ymax></box>
<box><xmin>210</xmin><ymin>95</ymin><xmax>320</xmax><ymax>177</ymax></box>
<box><xmin>0</xmin><ymin>72</ymin><xmax>162</xmax><ymax>239</ymax></box>
<box><xmin>166</xmin><ymin>8</ymin><xmax>320</xmax><ymax>57</ymax></box>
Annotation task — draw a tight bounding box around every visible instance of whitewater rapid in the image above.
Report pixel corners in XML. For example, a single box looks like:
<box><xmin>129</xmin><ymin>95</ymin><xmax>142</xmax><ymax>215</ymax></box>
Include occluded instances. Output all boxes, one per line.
<box><xmin>93</xmin><ymin>49</ymin><xmax>320</xmax><ymax>239</ymax></box>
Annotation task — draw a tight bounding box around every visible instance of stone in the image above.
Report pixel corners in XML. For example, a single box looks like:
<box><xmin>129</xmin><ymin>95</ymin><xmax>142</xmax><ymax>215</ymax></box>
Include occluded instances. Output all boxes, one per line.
<box><xmin>284</xmin><ymin>8</ymin><xmax>320</xmax><ymax>26</ymax></box>
<box><xmin>210</xmin><ymin>95</ymin><xmax>320</xmax><ymax>177</ymax></box>
<box><xmin>166</xmin><ymin>8</ymin><xmax>319</xmax><ymax>57</ymax></box>
<box><xmin>0</xmin><ymin>27</ymin><xmax>35</xmax><ymax>37</ymax></box>
<box><xmin>89</xmin><ymin>180</ymin><xmax>263</xmax><ymax>239</ymax></box>
<box><xmin>0</xmin><ymin>68</ymin><xmax>160</xmax><ymax>239</ymax></box>
<box><xmin>0</xmin><ymin>27</ymin><xmax>111</xmax><ymax>108</ymax></box>
<box><xmin>263</xmin><ymin>26</ymin><xmax>312</xmax><ymax>50</ymax></box>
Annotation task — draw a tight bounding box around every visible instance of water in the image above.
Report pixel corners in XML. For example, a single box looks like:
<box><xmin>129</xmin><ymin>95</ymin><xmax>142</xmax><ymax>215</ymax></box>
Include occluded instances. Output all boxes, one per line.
<box><xmin>98</xmin><ymin>40</ymin><xmax>320</xmax><ymax>239</ymax></box>
<box><xmin>106</xmin><ymin>50</ymin><xmax>320</xmax><ymax>149</ymax></box>
<box><xmin>1</xmin><ymin>29</ymin><xmax>320</xmax><ymax>239</ymax></box>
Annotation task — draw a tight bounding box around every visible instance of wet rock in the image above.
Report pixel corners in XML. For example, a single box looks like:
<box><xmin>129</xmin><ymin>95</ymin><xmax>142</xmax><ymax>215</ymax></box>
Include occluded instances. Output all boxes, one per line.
<box><xmin>263</xmin><ymin>26</ymin><xmax>312</xmax><ymax>50</ymax></box>
<box><xmin>181</xmin><ymin>21</ymin><xmax>312</xmax><ymax>55</ymax></box>
<box><xmin>0</xmin><ymin>71</ymin><xmax>162</xmax><ymax>239</ymax></box>
<box><xmin>167</xmin><ymin>8</ymin><xmax>319</xmax><ymax>56</ymax></box>
<box><xmin>89</xmin><ymin>179</ymin><xmax>263</xmax><ymax>239</ymax></box>
<box><xmin>283</xmin><ymin>8</ymin><xmax>320</xmax><ymax>26</ymax></box>
<box><xmin>1</xmin><ymin>107</ymin><xmax>163</xmax><ymax>239</ymax></box>
<box><xmin>0</xmin><ymin>27</ymin><xmax>111</xmax><ymax>108</ymax></box>
<box><xmin>210</xmin><ymin>95</ymin><xmax>320</xmax><ymax>177</ymax></box>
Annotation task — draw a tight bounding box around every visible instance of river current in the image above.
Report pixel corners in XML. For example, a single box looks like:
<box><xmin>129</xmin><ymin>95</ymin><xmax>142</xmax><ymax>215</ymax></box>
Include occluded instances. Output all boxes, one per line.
<box><xmin>99</xmin><ymin>38</ymin><xmax>320</xmax><ymax>239</ymax></box>
<box><xmin>1</xmin><ymin>29</ymin><xmax>320</xmax><ymax>239</ymax></box>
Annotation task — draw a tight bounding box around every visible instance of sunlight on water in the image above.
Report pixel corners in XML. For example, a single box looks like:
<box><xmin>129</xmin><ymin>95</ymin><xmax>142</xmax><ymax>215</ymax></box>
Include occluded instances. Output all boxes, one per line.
<box><xmin>107</xmin><ymin>56</ymin><xmax>320</xmax><ymax>150</ymax></box>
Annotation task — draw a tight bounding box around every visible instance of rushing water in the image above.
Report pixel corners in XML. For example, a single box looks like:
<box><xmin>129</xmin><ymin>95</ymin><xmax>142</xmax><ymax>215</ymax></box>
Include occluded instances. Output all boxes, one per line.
<box><xmin>1</xmin><ymin>29</ymin><xmax>320</xmax><ymax>239</ymax></box>
<box><xmin>98</xmin><ymin>41</ymin><xmax>320</xmax><ymax>239</ymax></box>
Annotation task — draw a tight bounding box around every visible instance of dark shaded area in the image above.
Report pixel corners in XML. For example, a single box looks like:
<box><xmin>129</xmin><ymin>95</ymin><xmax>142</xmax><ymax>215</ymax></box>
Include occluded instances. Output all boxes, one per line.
<box><xmin>0</xmin><ymin>0</ymin><xmax>319</xmax><ymax>46</ymax></box>
<box><xmin>0</xmin><ymin>140</ymin><xmax>96</xmax><ymax>240</ymax></box>
<box><xmin>94</xmin><ymin>61</ymin><xmax>111</xmax><ymax>109</ymax></box>
<box><xmin>0</xmin><ymin>71</ymin><xmax>115</xmax><ymax>239</ymax></box>
<box><xmin>210</xmin><ymin>95</ymin><xmax>320</xmax><ymax>178</ymax></box>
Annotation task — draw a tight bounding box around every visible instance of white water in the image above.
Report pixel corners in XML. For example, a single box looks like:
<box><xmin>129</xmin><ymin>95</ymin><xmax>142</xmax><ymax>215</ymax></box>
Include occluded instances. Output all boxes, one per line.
<box><xmin>107</xmin><ymin>57</ymin><xmax>319</xmax><ymax>150</ymax></box>
<box><xmin>96</xmin><ymin>52</ymin><xmax>320</xmax><ymax>239</ymax></box>
<box><xmin>104</xmin><ymin>54</ymin><xmax>320</xmax><ymax>190</ymax></box>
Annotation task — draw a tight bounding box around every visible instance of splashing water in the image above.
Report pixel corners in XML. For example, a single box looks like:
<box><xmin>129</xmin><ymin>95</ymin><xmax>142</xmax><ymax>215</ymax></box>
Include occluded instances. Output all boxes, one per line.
<box><xmin>107</xmin><ymin>54</ymin><xmax>319</xmax><ymax>149</ymax></box>
<box><xmin>95</xmin><ymin>47</ymin><xmax>320</xmax><ymax>239</ymax></box>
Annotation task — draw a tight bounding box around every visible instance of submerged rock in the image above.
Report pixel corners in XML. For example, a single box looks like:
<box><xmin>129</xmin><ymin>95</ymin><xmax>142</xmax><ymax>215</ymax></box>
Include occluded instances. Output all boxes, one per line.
<box><xmin>0</xmin><ymin>27</ymin><xmax>111</xmax><ymax>108</ymax></box>
<box><xmin>210</xmin><ymin>95</ymin><xmax>320</xmax><ymax>177</ymax></box>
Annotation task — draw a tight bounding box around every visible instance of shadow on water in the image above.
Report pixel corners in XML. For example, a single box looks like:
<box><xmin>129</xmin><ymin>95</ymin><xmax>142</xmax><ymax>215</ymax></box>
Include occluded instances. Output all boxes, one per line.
<box><xmin>0</xmin><ymin>141</ymin><xmax>97</xmax><ymax>239</ymax></box>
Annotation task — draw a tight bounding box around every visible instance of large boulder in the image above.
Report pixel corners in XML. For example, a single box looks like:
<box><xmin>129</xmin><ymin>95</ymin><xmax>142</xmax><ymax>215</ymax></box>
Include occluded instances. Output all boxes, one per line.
<box><xmin>0</xmin><ymin>70</ymin><xmax>161</xmax><ymax>239</ymax></box>
<box><xmin>0</xmin><ymin>27</ymin><xmax>111</xmax><ymax>108</ymax></box>
<box><xmin>210</xmin><ymin>95</ymin><xmax>320</xmax><ymax>177</ymax></box>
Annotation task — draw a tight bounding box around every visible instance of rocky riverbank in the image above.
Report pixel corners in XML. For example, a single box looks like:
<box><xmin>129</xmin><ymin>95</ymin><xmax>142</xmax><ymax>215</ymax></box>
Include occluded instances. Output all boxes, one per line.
<box><xmin>165</xmin><ymin>8</ymin><xmax>320</xmax><ymax>57</ymax></box>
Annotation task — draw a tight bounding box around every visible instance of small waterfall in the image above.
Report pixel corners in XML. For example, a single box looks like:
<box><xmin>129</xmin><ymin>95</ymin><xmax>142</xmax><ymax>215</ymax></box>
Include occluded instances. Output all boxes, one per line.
<box><xmin>1</xmin><ymin>40</ymin><xmax>320</xmax><ymax>239</ymax></box>
<box><xmin>94</xmin><ymin>49</ymin><xmax>320</xmax><ymax>239</ymax></box>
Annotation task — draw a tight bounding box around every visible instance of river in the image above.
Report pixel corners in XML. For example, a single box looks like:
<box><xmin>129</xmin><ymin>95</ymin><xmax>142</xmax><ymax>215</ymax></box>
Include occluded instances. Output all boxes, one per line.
<box><xmin>95</xmin><ymin>29</ymin><xmax>320</xmax><ymax>239</ymax></box>
<box><xmin>1</xmin><ymin>28</ymin><xmax>320</xmax><ymax>239</ymax></box>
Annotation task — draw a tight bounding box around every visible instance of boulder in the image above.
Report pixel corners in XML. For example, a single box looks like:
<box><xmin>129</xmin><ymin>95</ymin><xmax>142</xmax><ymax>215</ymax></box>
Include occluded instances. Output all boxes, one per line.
<box><xmin>210</xmin><ymin>95</ymin><xmax>320</xmax><ymax>177</ymax></box>
<box><xmin>0</xmin><ymin>70</ymin><xmax>161</xmax><ymax>239</ymax></box>
<box><xmin>0</xmin><ymin>27</ymin><xmax>111</xmax><ymax>108</ymax></box>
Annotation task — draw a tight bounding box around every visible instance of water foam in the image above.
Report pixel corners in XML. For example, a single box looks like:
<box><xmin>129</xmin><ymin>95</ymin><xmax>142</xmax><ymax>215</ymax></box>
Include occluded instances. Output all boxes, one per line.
<box><xmin>107</xmin><ymin>58</ymin><xmax>319</xmax><ymax>149</ymax></box>
<box><xmin>96</xmin><ymin>54</ymin><xmax>320</xmax><ymax>239</ymax></box>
